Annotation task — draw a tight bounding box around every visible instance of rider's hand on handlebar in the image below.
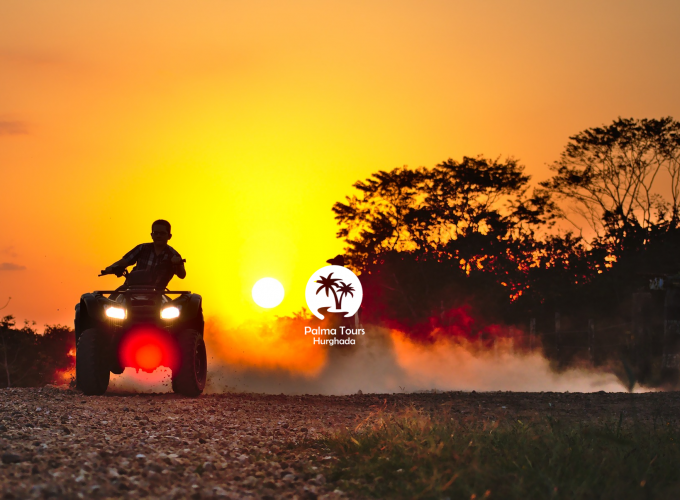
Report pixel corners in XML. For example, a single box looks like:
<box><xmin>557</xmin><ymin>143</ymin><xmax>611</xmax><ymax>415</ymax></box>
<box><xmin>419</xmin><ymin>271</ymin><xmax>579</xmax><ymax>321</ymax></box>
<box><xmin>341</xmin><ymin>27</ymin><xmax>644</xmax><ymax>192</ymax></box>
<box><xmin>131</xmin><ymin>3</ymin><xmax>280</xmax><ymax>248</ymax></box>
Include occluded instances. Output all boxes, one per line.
<box><xmin>100</xmin><ymin>265</ymin><xmax>125</xmax><ymax>277</ymax></box>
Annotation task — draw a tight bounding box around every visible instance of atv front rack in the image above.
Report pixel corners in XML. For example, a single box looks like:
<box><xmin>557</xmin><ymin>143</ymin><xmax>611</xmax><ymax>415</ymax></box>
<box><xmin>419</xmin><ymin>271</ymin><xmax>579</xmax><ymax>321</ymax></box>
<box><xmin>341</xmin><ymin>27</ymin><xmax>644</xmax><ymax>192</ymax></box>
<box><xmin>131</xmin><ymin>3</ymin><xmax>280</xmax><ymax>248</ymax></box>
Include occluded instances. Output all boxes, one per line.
<box><xmin>93</xmin><ymin>288</ymin><xmax>192</xmax><ymax>295</ymax></box>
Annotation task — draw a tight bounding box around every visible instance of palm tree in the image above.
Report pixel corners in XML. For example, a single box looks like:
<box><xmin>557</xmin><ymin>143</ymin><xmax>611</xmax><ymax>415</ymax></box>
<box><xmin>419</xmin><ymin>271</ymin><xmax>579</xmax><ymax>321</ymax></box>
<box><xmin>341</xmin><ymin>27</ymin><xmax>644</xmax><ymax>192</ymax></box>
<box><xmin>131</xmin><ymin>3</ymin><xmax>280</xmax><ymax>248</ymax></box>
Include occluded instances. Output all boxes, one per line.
<box><xmin>336</xmin><ymin>282</ymin><xmax>355</xmax><ymax>310</ymax></box>
<box><xmin>315</xmin><ymin>273</ymin><xmax>342</xmax><ymax>310</ymax></box>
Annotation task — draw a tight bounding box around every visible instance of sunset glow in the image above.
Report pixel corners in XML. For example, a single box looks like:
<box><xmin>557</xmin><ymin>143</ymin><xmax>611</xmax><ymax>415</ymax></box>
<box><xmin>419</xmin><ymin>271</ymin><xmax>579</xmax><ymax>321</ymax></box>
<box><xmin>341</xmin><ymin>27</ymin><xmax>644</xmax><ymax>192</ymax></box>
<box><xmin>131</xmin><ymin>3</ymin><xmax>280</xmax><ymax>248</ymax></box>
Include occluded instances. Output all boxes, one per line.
<box><xmin>1</xmin><ymin>2</ymin><xmax>679</xmax><ymax>329</ymax></box>
<box><xmin>205</xmin><ymin>317</ymin><xmax>327</xmax><ymax>377</ymax></box>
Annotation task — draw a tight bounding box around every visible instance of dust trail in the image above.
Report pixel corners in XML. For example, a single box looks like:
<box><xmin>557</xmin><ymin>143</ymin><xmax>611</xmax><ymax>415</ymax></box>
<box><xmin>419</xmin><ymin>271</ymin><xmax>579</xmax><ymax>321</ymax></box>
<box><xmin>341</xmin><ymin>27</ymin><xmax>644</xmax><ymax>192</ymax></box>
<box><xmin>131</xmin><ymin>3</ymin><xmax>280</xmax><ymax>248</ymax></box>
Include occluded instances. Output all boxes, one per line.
<box><xmin>105</xmin><ymin>318</ymin><xmax>638</xmax><ymax>395</ymax></box>
<box><xmin>388</xmin><ymin>332</ymin><xmax>632</xmax><ymax>393</ymax></box>
<box><xmin>108</xmin><ymin>367</ymin><xmax>172</xmax><ymax>393</ymax></box>
<box><xmin>202</xmin><ymin>323</ymin><xmax>636</xmax><ymax>395</ymax></box>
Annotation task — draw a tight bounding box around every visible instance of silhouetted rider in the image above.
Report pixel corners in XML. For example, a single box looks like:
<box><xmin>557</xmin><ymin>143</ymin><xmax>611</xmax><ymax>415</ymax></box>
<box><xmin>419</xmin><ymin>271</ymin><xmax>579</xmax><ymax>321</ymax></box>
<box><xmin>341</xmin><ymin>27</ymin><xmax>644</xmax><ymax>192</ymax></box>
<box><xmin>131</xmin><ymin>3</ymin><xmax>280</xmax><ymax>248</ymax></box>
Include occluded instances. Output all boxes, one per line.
<box><xmin>103</xmin><ymin>219</ymin><xmax>186</xmax><ymax>290</ymax></box>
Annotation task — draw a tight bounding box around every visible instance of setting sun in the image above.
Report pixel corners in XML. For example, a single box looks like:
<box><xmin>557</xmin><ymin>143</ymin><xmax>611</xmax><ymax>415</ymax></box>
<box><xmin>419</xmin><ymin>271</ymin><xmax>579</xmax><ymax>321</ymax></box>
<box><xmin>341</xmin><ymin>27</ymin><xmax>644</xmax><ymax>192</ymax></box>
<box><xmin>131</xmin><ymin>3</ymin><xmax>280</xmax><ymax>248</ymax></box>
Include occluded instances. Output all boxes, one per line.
<box><xmin>251</xmin><ymin>277</ymin><xmax>285</xmax><ymax>309</ymax></box>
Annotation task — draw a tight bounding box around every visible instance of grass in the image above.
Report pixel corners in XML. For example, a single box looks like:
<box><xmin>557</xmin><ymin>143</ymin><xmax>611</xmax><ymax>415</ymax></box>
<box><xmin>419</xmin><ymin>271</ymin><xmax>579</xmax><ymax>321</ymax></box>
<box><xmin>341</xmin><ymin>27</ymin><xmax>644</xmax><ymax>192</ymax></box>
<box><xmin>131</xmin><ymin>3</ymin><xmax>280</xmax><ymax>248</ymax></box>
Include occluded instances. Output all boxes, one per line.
<box><xmin>318</xmin><ymin>408</ymin><xmax>680</xmax><ymax>499</ymax></box>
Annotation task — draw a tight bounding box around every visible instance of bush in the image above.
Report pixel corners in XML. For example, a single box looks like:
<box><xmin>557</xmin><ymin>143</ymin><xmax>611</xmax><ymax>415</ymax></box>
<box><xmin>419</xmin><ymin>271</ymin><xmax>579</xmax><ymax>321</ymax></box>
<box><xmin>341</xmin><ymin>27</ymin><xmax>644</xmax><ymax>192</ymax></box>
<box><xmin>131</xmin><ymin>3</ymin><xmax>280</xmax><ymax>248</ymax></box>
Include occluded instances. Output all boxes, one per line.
<box><xmin>0</xmin><ymin>315</ymin><xmax>75</xmax><ymax>387</ymax></box>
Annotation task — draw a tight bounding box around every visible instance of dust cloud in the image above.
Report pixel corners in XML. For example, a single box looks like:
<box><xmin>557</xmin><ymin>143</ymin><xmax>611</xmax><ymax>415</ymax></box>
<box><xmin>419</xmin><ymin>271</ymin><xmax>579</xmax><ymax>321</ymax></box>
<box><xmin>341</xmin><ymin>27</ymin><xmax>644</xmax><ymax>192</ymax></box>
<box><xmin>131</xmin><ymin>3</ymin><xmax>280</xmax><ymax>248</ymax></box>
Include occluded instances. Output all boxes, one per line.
<box><xmin>108</xmin><ymin>367</ymin><xmax>172</xmax><ymax>393</ymax></box>
<box><xmin>106</xmin><ymin>320</ymin><xmax>636</xmax><ymax>395</ymax></box>
<box><xmin>201</xmin><ymin>322</ymin><xmax>633</xmax><ymax>395</ymax></box>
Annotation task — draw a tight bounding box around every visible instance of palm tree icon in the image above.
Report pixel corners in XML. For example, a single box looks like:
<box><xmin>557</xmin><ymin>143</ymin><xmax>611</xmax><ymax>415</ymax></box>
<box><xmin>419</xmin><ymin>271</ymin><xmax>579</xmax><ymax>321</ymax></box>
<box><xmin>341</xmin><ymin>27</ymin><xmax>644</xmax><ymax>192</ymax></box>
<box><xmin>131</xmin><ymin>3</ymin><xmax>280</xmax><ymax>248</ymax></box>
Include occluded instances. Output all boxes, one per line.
<box><xmin>315</xmin><ymin>273</ymin><xmax>343</xmax><ymax>310</ymax></box>
<box><xmin>336</xmin><ymin>282</ymin><xmax>355</xmax><ymax>307</ymax></box>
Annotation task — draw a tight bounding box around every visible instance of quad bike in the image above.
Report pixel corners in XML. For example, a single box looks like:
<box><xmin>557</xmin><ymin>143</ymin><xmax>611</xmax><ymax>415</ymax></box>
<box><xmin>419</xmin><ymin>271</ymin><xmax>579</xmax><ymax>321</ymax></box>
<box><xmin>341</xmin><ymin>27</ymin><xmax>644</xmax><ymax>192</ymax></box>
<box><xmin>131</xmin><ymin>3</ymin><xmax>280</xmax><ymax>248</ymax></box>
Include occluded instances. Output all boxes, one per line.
<box><xmin>74</xmin><ymin>265</ymin><xmax>207</xmax><ymax>397</ymax></box>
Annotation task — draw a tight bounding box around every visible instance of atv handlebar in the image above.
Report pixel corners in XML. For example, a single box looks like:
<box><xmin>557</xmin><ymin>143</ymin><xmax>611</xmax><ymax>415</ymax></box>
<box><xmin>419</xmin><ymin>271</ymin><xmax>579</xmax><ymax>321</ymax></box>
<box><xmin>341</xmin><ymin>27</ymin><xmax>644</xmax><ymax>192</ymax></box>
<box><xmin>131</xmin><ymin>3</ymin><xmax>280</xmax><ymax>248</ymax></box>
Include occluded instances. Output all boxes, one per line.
<box><xmin>99</xmin><ymin>268</ymin><xmax>126</xmax><ymax>278</ymax></box>
<box><xmin>98</xmin><ymin>259</ymin><xmax>186</xmax><ymax>277</ymax></box>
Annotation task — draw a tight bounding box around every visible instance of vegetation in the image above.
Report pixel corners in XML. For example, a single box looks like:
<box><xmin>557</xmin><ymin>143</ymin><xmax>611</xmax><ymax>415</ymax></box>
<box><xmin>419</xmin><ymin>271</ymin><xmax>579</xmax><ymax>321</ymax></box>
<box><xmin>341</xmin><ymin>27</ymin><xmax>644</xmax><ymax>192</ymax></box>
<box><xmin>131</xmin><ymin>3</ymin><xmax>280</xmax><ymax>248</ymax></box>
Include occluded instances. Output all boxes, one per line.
<box><xmin>333</xmin><ymin>117</ymin><xmax>680</xmax><ymax>388</ymax></box>
<box><xmin>0</xmin><ymin>315</ymin><xmax>74</xmax><ymax>388</ymax></box>
<box><xmin>541</xmin><ymin>117</ymin><xmax>680</xmax><ymax>236</ymax></box>
<box><xmin>333</xmin><ymin>155</ymin><xmax>554</xmax><ymax>271</ymax></box>
<box><xmin>321</xmin><ymin>408</ymin><xmax>680</xmax><ymax>499</ymax></box>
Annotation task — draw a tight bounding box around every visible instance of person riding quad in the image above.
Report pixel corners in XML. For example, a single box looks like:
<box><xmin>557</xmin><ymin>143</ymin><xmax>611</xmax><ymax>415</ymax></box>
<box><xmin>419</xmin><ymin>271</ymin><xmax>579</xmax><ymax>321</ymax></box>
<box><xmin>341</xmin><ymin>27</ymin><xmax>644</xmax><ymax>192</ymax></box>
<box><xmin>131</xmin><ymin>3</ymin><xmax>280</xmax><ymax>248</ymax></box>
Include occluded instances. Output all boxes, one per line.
<box><xmin>104</xmin><ymin>219</ymin><xmax>186</xmax><ymax>290</ymax></box>
<box><xmin>74</xmin><ymin>219</ymin><xmax>206</xmax><ymax>396</ymax></box>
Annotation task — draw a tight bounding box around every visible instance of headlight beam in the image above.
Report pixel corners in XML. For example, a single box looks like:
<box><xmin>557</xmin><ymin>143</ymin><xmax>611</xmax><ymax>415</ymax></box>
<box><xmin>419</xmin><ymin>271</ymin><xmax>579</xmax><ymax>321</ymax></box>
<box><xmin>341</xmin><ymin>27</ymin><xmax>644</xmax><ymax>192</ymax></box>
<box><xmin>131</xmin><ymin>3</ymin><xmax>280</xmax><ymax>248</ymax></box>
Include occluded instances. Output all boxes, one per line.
<box><xmin>161</xmin><ymin>306</ymin><xmax>180</xmax><ymax>320</ymax></box>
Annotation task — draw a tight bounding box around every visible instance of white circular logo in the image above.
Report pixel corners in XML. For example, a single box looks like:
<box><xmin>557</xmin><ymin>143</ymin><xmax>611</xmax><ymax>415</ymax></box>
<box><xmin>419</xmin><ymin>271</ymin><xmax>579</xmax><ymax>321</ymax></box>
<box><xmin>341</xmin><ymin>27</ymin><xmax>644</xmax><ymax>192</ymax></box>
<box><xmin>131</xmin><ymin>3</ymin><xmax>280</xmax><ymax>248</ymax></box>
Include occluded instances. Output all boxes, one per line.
<box><xmin>305</xmin><ymin>265</ymin><xmax>363</xmax><ymax>320</ymax></box>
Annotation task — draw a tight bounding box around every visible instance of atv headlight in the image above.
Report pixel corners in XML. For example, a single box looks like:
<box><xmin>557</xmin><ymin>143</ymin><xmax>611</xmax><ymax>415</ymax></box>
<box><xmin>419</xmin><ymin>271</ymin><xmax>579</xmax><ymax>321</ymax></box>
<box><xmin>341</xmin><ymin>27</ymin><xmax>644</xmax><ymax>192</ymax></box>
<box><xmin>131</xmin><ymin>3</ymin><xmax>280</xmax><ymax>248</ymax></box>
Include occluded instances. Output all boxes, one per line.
<box><xmin>105</xmin><ymin>306</ymin><xmax>126</xmax><ymax>320</ymax></box>
<box><xmin>161</xmin><ymin>306</ymin><xmax>180</xmax><ymax>320</ymax></box>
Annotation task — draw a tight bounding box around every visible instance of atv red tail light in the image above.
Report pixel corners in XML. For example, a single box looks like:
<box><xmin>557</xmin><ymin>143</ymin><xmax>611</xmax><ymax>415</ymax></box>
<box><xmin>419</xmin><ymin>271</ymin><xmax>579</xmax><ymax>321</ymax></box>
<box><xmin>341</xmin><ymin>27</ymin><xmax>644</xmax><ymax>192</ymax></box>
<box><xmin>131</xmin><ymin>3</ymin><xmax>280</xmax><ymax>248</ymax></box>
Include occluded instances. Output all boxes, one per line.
<box><xmin>118</xmin><ymin>326</ymin><xmax>179</xmax><ymax>373</ymax></box>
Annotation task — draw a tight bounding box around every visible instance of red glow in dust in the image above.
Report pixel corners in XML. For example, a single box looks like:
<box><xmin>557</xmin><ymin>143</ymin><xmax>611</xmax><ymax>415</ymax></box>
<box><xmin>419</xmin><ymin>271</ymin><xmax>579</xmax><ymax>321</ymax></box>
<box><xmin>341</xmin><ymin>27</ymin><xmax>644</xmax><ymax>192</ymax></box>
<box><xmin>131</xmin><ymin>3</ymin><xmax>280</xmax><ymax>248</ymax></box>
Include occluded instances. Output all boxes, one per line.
<box><xmin>135</xmin><ymin>344</ymin><xmax>163</xmax><ymax>371</ymax></box>
<box><xmin>119</xmin><ymin>326</ymin><xmax>178</xmax><ymax>373</ymax></box>
<box><xmin>381</xmin><ymin>304</ymin><xmax>509</xmax><ymax>344</ymax></box>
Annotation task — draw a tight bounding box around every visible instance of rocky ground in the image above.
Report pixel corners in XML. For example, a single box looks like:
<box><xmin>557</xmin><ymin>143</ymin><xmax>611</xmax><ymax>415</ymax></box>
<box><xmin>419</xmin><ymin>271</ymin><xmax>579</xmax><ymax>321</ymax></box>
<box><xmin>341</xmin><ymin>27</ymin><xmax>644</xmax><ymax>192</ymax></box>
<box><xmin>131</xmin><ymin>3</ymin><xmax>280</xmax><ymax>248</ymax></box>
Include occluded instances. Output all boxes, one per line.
<box><xmin>1</xmin><ymin>387</ymin><xmax>679</xmax><ymax>499</ymax></box>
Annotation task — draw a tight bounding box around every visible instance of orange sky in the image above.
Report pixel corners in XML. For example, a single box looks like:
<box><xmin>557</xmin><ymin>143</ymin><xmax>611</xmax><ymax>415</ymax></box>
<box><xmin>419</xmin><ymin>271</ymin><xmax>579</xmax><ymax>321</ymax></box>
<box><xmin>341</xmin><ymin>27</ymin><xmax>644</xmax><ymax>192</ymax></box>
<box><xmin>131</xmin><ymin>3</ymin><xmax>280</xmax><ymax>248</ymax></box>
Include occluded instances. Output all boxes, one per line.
<box><xmin>1</xmin><ymin>1</ymin><xmax>680</xmax><ymax>328</ymax></box>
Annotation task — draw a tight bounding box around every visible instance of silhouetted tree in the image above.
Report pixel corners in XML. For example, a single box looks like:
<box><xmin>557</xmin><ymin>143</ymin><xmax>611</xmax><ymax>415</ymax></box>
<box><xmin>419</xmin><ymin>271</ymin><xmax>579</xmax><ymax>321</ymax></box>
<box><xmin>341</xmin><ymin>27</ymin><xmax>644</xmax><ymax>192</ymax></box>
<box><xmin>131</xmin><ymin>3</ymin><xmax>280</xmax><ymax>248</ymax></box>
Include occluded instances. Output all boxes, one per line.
<box><xmin>1</xmin><ymin>316</ymin><xmax>38</xmax><ymax>387</ymax></box>
<box><xmin>333</xmin><ymin>167</ymin><xmax>428</xmax><ymax>266</ymax></box>
<box><xmin>0</xmin><ymin>315</ymin><xmax>75</xmax><ymax>388</ymax></box>
<box><xmin>334</xmin><ymin>156</ymin><xmax>555</xmax><ymax>271</ymax></box>
<box><xmin>331</xmin><ymin>118</ymin><xmax>680</xmax><ymax>388</ymax></box>
<box><xmin>536</xmin><ymin>117</ymin><xmax>680</xmax><ymax>317</ymax></box>
<box><xmin>540</xmin><ymin>117</ymin><xmax>680</xmax><ymax>238</ymax></box>
<box><xmin>332</xmin><ymin>156</ymin><xmax>557</xmax><ymax>332</ymax></box>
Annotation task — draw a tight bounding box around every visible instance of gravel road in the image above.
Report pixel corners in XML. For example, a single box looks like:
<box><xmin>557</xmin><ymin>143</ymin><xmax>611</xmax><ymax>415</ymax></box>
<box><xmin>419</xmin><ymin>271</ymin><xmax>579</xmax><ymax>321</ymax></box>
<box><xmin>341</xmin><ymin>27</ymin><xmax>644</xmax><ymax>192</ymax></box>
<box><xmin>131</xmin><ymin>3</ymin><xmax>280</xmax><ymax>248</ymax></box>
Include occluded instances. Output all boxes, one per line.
<box><xmin>1</xmin><ymin>387</ymin><xmax>679</xmax><ymax>499</ymax></box>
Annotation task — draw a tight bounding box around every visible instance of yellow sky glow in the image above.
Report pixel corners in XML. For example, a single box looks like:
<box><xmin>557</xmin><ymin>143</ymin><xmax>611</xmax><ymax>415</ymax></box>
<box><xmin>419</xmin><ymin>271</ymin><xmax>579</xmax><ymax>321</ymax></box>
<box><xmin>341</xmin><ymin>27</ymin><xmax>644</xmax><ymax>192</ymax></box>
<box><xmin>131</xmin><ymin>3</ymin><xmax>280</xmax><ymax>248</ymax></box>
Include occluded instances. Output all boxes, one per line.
<box><xmin>1</xmin><ymin>1</ymin><xmax>680</xmax><ymax>327</ymax></box>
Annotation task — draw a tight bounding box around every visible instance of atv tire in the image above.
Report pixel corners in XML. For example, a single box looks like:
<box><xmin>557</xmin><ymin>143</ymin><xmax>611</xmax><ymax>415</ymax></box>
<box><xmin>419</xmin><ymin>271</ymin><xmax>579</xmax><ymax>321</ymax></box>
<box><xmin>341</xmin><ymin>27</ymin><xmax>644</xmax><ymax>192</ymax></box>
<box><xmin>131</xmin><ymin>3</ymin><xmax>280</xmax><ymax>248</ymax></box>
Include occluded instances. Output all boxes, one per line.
<box><xmin>171</xmin><ymin>329</ymin><xmax>207</xmax><ymax>397</ymax></box>
<box><xmin>76</xmin><ymin>328</ymin><xmax>110</xmax><ymax>396</ymax></box>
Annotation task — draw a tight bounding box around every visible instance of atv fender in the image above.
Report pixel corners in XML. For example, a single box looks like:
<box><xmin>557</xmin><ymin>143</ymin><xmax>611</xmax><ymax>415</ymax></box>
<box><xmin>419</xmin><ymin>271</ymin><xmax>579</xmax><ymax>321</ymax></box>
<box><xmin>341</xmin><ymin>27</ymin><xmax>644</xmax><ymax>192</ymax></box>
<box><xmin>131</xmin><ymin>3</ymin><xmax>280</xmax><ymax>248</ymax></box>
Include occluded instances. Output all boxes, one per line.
<box><xmin>181</xmin><ymin>294</ymin><xmax>204</xmax><ymax>334</ymax></box>
<box><xmin>76</xmin><ymin>293</ymin><xmax>101</xmax><ymax>339</ymax></box>
<box><xmin>181</xmin><ymin>294</ymin><xmax>202</xmax><ymax>318</ymax></box>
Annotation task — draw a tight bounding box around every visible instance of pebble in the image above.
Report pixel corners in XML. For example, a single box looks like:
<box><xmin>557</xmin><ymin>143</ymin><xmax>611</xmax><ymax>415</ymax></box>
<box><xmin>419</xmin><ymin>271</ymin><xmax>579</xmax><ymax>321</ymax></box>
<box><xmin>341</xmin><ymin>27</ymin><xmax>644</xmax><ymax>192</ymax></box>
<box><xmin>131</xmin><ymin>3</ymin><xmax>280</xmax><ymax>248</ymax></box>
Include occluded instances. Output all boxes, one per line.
<box><xmin>242</xmin><ymin>476</ymin><xmax>258</xmax><ymax>487</ymax></box>
<box><xmin>1</xmin><ymin>453</ymin><xmax>22</xmax><ymax>464</ymax></box>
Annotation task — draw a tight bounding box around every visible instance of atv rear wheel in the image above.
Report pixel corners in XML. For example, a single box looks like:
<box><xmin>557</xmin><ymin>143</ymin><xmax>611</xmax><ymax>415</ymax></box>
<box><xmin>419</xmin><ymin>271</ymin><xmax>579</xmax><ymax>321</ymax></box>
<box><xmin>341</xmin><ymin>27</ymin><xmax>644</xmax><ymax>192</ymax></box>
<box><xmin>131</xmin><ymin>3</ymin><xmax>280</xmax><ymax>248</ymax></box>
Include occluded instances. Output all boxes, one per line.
<box><xmin>76</xmin><ymin>328</ymin><xmax>110</xmax><ymax>396</ymax></box>
<box><xmin>171</xmin><ymin>329</ymin><xmax>207</xmax><ymax>397</ymax></box>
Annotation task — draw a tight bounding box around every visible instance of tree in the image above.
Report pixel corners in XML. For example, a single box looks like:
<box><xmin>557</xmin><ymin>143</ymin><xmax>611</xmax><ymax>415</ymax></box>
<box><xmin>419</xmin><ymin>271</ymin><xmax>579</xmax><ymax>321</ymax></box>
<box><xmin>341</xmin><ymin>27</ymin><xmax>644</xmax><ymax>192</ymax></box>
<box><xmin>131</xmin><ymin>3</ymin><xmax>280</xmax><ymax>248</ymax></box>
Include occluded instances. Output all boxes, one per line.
<box><xmin>331</xmin><ymin>156</ymin><xmax>559</xmax><ymax>331</ymax></box>
<box><xmin>333</xmin><ymin>156</ymin><xmax>555</xmax><ymax>272</ymax></box>
<box><xmin>0</xmin><ymin>315</ymin><xmax>14</xmax><ymax>387</ymax></box>
<box><xmin>422</xmin><ymin>156</ymin><xmax>554</xmax><ymax>275</ymax></box>
<box><xmin>329</xmin><ymin>131</ymin><xmax>680</xmax><ymax>388</ymax></box>
<box><xmin>332</xmin><ymin>166</ymin><xmax>428</xmax><ymax>267</ymax></box>
<box><xmin>0</xmin><ymin>316</ymin><xmax>38</xmax><ymax>388</ymax></box>
<box><xmin>0</xmin><ymin>316</ymin><xmax>75</xmax><ymax>388</ymax></box>
<box><xmin>540</xmin><ymin>117</ymin><xmax>680</xmax><ymax>238</ymax></box>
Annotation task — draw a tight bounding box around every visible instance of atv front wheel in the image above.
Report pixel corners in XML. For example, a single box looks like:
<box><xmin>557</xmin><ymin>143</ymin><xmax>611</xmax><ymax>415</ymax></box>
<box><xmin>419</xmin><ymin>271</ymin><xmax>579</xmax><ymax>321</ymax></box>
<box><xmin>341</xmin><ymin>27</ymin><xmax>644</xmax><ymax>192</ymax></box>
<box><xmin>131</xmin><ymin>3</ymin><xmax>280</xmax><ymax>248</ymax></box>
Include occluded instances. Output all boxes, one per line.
<box><xmin>76</xmin><ymin>328</ymin><xmax>110</xmax><ymax>396</ymax></box>
<box><xmin>171</xmin><ymin>329</ymin><xmax>207</xmax><ymax>397</ymax></box>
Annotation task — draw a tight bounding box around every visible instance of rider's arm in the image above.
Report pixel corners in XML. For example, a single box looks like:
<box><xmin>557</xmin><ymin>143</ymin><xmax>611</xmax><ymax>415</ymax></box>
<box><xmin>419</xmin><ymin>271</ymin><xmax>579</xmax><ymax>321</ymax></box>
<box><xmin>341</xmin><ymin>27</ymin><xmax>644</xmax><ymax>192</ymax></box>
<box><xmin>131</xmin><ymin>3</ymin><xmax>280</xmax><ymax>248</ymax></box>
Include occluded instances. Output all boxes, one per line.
<box><xmin>104</xmin><ymin>258</ymin><xmax>128</xmax><ymax>272</ymax></box>
<box><xmin>171</xmin><ymin>255</ymin><xmax>186</xmax><ymax>279</ymax></box>
<box><xmin>105</xmin><ymin>245</ymin><xmax>142</xmax><ymax>273</ymax></box>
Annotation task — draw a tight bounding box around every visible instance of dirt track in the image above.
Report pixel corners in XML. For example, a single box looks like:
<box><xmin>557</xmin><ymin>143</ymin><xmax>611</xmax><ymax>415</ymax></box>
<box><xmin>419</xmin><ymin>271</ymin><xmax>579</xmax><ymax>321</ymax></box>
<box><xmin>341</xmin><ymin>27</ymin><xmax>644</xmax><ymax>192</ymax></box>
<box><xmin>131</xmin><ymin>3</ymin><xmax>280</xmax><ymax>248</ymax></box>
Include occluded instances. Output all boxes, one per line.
<box><xmin>1</xmin><ymin>387</ymin><xmax>679</xmax><ymax>499</ymax></box>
